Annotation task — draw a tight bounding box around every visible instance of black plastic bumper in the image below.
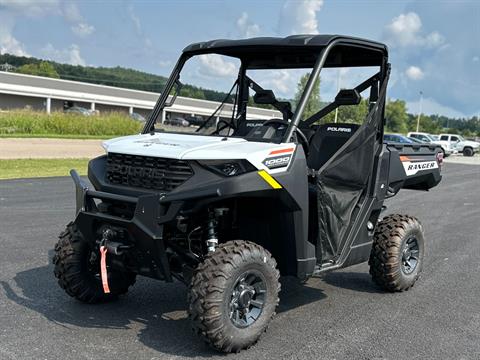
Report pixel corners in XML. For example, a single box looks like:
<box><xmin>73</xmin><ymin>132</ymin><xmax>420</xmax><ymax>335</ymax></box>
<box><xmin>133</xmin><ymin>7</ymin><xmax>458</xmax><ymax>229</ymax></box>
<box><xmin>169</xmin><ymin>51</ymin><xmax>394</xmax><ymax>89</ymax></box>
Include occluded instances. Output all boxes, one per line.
<box><xmin>70</xmin><ymin>170</ymin><xmax>182</xmax><ymax>282</ymax></box>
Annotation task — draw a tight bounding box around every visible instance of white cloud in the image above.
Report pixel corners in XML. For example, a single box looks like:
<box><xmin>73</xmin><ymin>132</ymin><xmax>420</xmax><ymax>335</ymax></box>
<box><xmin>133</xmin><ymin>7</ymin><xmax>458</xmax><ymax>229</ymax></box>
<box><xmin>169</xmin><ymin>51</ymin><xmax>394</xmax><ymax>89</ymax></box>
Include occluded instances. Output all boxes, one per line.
<box><xmin>0</xmin><ymin>0</ymin><xmax>60</xmax><ymax>17</ymax></box>
<box><xmin>405</xmin><ymin>66</ymin><xmax>424</xmax><ymax>81</ymax></box>
<box><xmin>61</xmin><ymin>2</ymin><xmax>94</xmax><ymax>37</ymax></box>
<box><xmin>41</xmin><ymin>43</ymin><xmax>86</xmax><ymax>66</ymax></box>
<box><xmin>407</xmin><ymin>97</ymin><xmax>467</xmax><ymax>118</ymax></box>
<box><xmin>267</xmin><ymin>70</ymin><xmax>293</xmax><ymax>95</ymax></box>
<box><xmin>236</xmin><ymin>12</ymin><xmax>260</xmax><ymax>38</ymax></box>
<box><xmin>128</xmin><ymin>5</ymin><xmax>142</xmax><ymax>35</ymax></box>
<box><xmin>0</xmin><ymin>33</ymin><xmax>29</xmax><ymax>56</ymax></box>
<box><xmin>384</xmin><ymin>12</ymin><xmax>445</xmax><ymax>48</ymax></box>
<box><xmin>71</xmin><ymin>22</ymin><xmax>95</xmax><ymax>37</ymax></box>
<box><xmin>0</xmin><ymin>15</ymin><xmax>29</xmax><ymax>56</ymax></box>
<box><xmin>127</xmin><ymin>5</ymin><xmax>152</xmax><ymax>49</ymax></box>
<box><xmin>198</xmin><ymin>54</ymin><xmax>237</xmax><ymax>77</ymax></box>
<box><xmin>159</xmin><ymin>59</ymin><xmax>172</xmax><ymax>67</ymax></box>
<box><xmin>278</xmin><ymin>0</ymin><xmax>323</xmax><ymax>35</ymax></box>
<box><xmin>62</xmin><ymin>2</ymin><xmax>82</xmax><ymax>22</ymax></box>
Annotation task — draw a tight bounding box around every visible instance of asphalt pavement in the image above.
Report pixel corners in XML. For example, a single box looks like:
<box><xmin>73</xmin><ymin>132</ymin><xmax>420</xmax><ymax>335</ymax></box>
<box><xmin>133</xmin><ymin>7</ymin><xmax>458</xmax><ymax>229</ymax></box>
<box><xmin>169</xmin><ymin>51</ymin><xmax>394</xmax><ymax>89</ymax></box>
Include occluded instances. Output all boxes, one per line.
<box><xmin>0</xmin><ymin>163</ymin><xmax>479</xmax><ymax>360</ymax></box>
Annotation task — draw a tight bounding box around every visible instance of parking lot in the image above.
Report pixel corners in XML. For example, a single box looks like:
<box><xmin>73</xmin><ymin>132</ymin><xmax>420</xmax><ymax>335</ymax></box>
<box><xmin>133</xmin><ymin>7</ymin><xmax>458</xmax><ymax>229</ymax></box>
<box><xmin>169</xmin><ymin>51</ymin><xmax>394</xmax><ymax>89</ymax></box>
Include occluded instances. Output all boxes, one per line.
<box><xmin>0</xmin><ymin>163</ymin><xmax>479</xmax><ymax>360</ymax></box>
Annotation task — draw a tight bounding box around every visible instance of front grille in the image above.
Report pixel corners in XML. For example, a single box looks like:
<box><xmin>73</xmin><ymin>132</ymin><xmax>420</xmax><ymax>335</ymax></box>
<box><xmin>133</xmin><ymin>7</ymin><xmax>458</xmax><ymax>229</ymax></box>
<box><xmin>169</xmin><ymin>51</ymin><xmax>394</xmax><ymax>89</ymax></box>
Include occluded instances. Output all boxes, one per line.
<box><xmin>106</xmin><ymin>153</ymin><xmax>193</xmax><ymax>192</ymax></box>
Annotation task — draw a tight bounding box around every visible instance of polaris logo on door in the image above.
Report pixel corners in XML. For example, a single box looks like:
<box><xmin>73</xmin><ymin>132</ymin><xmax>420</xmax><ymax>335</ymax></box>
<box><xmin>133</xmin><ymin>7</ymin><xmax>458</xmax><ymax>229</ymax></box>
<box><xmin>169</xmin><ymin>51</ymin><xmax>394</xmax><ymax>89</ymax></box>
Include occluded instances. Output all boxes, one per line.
<box><xmin>402</xmin><ymin>160</ymin><xmax>438</xmax><ymax>176</ymax></box>
<box><xmin>326</xmin><ymin>126</ymin><xmax>352</xmax><ymax>133</ymax></box>
<box><xmin>263</xmin><ymin>154</ymin><xmax>292</xmax><ymax>169</ymax></box>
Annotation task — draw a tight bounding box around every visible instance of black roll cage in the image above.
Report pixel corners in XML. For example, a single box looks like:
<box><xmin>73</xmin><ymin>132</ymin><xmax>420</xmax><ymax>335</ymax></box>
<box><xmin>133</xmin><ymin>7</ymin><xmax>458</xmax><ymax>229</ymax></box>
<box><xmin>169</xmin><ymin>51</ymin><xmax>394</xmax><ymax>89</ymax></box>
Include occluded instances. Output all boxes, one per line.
<box><xmin>143</xmin><ymin>36</ymin><xmax>389</xmax><ymax>141</ymax></box>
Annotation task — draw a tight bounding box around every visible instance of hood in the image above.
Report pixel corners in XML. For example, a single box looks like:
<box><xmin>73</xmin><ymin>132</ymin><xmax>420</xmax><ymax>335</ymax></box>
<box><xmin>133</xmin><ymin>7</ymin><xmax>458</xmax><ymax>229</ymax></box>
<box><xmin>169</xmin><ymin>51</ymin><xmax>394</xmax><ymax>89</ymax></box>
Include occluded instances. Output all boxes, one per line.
<box><xmin>462</xmin><ymin>140</ymin><xmax>480</xmax><ymax>148</ymax></box>
<box><xmin>102</xmin><ymin>132</ymin><xmax>284</xmax><ymax>160</ymax></box>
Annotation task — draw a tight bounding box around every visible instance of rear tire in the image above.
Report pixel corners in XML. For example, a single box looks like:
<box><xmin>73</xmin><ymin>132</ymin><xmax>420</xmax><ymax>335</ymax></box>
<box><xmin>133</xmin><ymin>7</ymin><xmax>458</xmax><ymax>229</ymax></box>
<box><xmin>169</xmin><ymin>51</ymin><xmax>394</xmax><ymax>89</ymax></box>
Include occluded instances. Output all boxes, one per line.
<box><xmin>369</xmin><ymin>214</ymin><xmax>424</xmax><ymax>292</ymax></box>
<box><xmin>188</xmin><ymin>240</ymin><xmax>280</xmax><ymax>353</ymax></box>
<box><xmin>463</xmin><ymin>147</ymin><xmax>474</xmax><ymax>157</ymax></box>
<box><xmin>53</xmin><ymin>222</ymin><xmax>136</xmax><ymax>303</ymax></box>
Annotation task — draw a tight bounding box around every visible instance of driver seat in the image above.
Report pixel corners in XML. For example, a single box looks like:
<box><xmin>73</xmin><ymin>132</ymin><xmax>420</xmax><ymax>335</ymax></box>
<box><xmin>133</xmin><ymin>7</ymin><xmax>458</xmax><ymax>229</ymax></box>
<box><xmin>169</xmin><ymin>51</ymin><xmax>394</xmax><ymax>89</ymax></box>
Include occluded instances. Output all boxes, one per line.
<box><xmin>307</xmin><ymin>123</ymin><xmax>359</xmax><ymax>170</ymax></box>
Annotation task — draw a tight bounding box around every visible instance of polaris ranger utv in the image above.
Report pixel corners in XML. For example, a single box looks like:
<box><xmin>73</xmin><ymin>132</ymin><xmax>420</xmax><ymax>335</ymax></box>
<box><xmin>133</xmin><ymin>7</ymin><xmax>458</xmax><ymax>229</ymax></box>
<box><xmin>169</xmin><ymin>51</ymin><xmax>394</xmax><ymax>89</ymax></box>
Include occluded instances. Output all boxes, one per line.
<box><xmin>53</xmin><ymin>35</ymin><xmax>442</xmax><ymax>352</ymax></box>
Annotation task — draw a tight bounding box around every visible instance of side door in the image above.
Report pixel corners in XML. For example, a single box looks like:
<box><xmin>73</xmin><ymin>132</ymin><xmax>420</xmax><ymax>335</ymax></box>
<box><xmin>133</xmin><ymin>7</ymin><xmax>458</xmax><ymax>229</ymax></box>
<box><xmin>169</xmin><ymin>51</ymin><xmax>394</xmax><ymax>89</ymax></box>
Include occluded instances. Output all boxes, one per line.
<box><xmin>450</xmin><ymin>135</ymin><xmax>461</xmax><ymax>150</ymax></box>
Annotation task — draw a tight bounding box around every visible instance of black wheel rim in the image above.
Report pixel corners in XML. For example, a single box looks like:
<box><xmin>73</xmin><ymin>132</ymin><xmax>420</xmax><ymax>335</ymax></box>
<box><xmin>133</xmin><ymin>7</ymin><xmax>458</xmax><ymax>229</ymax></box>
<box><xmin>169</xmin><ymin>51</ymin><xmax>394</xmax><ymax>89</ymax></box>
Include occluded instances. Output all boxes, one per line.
<box><xmin>401</xmin><ymin>236</ymin><xmax>420</xmax><ymax>275</ymax></box>
<box><xmin>228</xmin><ymin>270</ymin><xmax>266</xmax><ymax>328</ymax></box>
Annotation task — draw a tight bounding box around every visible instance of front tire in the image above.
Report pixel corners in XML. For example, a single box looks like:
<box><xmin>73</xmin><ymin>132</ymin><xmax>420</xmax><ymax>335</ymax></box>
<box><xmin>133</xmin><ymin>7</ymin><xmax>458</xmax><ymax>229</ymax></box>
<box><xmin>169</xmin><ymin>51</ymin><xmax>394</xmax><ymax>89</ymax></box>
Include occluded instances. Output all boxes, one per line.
<box><xmin>53</xmin><ymin>222</ymin><xmax>136</xmax><ymax>303</ymax></box>
<box><xmin>369</xmin><ymin>215</ymin><xmax>424</xmax><ymax>292</ymax></box>
<box><xmin>463</xmin><ymin>147</ymin><xmax>474</xmax><ymax>157</ymax></box>
<box><xmin>188</xmin><ymin>240</ymin><xmax>280</xmax><ymax>353</ymax></box>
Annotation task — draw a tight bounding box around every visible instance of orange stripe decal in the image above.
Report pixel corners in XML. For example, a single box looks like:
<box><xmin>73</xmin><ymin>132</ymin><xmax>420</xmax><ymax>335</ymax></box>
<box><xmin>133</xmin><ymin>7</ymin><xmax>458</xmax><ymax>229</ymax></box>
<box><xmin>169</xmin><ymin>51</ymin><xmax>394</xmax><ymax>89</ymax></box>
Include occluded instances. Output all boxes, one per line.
<box><xmin>399</xmin><ymin>156</ymin><xmax>411</xmax><ymax>162</ymax></box>
<box><xmin>269</xmin><ymin>147</ymin><xmax>295</xmax><ymax>155</ymax></box>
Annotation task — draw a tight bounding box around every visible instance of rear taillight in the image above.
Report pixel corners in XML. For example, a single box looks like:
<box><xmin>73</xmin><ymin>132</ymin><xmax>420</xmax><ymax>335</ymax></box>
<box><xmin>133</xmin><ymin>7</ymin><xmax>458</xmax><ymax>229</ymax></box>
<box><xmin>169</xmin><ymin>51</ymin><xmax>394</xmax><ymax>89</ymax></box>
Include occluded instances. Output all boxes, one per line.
<box><xmin>436</xmin><ymin>152</ymin><xmax>444</xmax><ymax>168</ymax></box>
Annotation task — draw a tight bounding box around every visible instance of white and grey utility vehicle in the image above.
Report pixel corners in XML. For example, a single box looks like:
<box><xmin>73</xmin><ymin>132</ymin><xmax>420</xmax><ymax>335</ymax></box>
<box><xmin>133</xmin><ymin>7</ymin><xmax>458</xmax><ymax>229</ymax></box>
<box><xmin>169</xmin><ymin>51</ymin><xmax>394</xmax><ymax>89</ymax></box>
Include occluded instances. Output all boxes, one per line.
<box><xmin>54</xmin><ymin>35</ymin><xmax>443</xmax><ymax>352</ymax></box>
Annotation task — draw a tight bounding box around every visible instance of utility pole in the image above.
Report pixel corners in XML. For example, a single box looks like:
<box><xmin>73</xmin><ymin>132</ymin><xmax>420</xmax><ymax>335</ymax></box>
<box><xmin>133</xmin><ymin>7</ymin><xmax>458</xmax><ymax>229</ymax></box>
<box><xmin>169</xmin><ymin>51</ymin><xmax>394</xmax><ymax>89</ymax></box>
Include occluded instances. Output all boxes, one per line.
<box><xmin>416</xmin><ymin>91</ymin><xmax>423</xmax><ymax>132</ymax></box>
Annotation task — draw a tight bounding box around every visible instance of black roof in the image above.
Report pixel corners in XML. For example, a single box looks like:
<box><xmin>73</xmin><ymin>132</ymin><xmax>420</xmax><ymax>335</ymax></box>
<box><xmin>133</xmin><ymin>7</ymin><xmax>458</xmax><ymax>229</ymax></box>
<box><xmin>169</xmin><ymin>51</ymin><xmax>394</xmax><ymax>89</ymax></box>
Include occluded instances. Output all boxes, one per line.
<box><xmin>183</xmin><ymin>35</ymin><xmax>388</xmax><ymax>69</ymax></box>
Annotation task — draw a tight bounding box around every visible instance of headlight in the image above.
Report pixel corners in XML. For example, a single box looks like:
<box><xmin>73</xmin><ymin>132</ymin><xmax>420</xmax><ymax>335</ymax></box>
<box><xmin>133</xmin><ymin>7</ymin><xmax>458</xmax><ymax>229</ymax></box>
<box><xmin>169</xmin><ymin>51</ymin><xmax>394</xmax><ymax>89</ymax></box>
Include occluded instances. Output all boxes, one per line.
<box><xmin>198</xmin><ymin>159</ymin><xmax>256</xmax><ymax>177</ymax></box>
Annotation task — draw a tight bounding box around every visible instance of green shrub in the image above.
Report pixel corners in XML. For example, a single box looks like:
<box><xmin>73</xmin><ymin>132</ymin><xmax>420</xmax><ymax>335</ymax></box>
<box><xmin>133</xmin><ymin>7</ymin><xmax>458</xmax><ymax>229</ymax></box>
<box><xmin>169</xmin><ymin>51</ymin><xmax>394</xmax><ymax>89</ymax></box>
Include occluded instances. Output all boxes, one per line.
<box><xmin>0</xmin><ymin>110</ymin><xmax>143</xmax><ymax>137</ymax></box>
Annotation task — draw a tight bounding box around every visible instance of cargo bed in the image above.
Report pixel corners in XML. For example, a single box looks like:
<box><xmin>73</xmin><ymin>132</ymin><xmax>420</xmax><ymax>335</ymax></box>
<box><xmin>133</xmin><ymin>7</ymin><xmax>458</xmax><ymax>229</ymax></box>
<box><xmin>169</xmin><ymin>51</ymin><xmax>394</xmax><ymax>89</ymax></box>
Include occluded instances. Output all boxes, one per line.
<box><xmin>385</xmin><ymin>143</ymin><xmax>442</xmax><ymax>194</ymax></box>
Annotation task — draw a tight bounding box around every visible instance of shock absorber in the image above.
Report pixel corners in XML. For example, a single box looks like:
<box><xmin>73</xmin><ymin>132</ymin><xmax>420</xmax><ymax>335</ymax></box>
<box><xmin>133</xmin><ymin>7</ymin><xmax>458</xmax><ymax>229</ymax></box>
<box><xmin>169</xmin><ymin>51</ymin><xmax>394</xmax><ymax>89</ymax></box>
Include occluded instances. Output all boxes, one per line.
<box><xmin>206</xmin><ymin>211</ymin><xmax>218</xmax><ymax>252</ymax></box>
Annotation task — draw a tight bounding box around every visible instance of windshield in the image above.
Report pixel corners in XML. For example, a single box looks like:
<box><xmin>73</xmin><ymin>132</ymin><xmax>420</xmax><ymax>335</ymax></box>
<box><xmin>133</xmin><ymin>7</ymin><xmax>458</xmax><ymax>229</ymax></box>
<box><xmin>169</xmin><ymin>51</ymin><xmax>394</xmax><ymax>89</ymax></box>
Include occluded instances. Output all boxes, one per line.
<box><xmin>144</xmin><ymin>45</ymin><xmax>386</xmax><ymax>144</ymax></box>
<box><xmin>150</xmin><ymin>54</ymin><xmax>291</xmax><ymax>140</ymax></box>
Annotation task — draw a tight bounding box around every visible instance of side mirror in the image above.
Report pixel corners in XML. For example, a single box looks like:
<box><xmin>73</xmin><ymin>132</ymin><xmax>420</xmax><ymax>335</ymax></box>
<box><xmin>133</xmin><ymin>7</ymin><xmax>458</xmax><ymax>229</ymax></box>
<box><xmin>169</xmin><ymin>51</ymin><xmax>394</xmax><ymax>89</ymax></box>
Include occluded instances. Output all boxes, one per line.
<box><xmin>335</xmin><ymin>89</ymin><xmax>361</xmax><ymax>106</ymax></box>
<box><xmin>254</xmin><ymin>90</ymin><xmax>277</xmax><ymax>105</ymax></box>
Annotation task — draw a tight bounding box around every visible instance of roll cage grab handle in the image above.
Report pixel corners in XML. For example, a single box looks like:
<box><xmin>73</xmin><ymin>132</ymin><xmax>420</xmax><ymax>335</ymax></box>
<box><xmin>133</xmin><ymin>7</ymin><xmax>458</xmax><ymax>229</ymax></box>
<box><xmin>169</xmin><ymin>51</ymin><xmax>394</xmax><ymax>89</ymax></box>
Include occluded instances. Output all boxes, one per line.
<box><xmin>143</xmin><ymin>39</ymin><xmax>388</xmax><ymax>137</ymax></box>
<box><xmin>283</xmin><ymin>39</ymin><xmax>388</xmax><ymax>142</ymax></box>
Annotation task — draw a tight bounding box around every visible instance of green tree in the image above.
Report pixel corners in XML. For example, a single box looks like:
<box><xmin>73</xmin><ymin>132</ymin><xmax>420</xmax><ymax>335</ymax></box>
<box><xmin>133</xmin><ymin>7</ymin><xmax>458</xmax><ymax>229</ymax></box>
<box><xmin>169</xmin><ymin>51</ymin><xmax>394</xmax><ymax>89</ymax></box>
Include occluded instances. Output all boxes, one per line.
<box><xmin>17</xmin><ymin>61</ymin><xmax>60</xmax><ymax>78</ymax></box>
<box><xmin>294</xmin><ymin>73</ymin><xmax>321</xmax><ymax>119</ymax></box>
<box><xmin>324</xmin><ymin>99</ymin><xmax>369</xmax><ymax>124</ymax></box>
<box><xmin>385</xmin><ymin>99</ymin><xmax>408</xmax><ymax>133</ymax></box>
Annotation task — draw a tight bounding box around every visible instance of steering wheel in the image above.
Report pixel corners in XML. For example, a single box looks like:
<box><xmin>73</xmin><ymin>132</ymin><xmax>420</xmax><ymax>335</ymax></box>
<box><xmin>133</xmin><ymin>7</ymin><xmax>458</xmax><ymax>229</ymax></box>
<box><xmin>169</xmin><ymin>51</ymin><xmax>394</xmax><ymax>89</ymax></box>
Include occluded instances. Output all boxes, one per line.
<box><xmin>262</xmin><ymin>119</ymin><xmax>309</xmax><ymax>153</ymax></box>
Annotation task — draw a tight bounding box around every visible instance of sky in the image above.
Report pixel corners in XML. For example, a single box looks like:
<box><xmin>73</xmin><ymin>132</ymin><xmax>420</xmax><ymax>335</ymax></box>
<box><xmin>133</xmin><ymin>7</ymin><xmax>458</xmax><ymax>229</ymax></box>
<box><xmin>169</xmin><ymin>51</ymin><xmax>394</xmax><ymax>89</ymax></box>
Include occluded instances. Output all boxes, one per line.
<box><xmin>0</xmin><ymin>0</ymin><xmax>478</xmax><ymax>118</ymax></box>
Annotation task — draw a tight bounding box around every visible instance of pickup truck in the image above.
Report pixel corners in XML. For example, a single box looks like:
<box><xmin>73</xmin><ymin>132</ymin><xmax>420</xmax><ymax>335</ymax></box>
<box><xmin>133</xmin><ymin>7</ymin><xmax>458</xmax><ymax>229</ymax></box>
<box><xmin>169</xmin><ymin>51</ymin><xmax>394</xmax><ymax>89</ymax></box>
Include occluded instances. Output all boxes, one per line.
<box><xmin>438</xmin><ymin>134</ymin><xmax>480</xmax><ymax>157</ymax></box>
<box><xmin>407</xmin><ymin>132</ymin><xmax>455</xmax><ymax>157</ymax></box>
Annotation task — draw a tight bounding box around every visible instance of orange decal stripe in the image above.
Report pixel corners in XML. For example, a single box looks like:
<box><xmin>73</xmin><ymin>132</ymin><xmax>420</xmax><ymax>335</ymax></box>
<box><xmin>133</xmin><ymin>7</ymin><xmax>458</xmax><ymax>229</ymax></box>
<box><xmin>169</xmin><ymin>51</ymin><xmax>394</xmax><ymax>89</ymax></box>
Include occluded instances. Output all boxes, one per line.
<box><xmin>269</xmin><ymin>147</ymin><xmax>295</xmax><ymax>155</ymax></box>
<box><xmin>399</xmin><ymin>156</ymin><xmax>411</xmax><ymax>162</ymax></box>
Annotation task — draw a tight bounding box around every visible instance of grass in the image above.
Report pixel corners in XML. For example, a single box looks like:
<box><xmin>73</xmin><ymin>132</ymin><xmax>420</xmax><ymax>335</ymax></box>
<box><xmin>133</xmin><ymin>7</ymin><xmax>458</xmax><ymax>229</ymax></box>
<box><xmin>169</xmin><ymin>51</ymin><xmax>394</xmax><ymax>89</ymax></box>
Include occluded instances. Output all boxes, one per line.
<box><xmin>0</xmin><ymin>158</ymin><xmax>89</xmax><ymax>180</ymax></box>
<box><xmin>0</xmin><ymin>133</ymin><xmax>110</xmax><ymax>139</ymax></box>
<box><xmin>0</xmin><ymin>110</ymin><xmax>142</xmax><ymax>138</ymax></box>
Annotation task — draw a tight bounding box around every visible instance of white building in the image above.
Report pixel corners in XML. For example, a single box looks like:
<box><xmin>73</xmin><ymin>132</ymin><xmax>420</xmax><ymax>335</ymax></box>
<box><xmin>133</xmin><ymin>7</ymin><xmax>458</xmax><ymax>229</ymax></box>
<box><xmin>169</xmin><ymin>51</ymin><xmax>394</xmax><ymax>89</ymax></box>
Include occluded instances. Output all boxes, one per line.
<box><xmin>0</xmin><ymin>71</ymin><xmax>280</xmax><ymax>121</ymax></box>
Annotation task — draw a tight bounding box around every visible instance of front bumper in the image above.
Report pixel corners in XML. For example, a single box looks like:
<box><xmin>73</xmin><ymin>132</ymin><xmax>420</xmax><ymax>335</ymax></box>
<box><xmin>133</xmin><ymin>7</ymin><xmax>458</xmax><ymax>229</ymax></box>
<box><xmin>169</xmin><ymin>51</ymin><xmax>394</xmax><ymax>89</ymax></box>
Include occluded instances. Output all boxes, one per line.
<box><xmin>71</xmin><ymin>170</ymin><xmax>182</xmax><ymax>281</ymax></box>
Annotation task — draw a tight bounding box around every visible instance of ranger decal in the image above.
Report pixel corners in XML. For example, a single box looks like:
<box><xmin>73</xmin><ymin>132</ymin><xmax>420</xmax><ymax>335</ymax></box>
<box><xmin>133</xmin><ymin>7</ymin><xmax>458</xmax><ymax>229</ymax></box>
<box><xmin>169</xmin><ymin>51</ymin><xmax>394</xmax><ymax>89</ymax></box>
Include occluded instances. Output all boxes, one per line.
<box><xmin>400</xmin><ymin>156</ymin><xmax>438</xmax><ymax>176</ymax></box>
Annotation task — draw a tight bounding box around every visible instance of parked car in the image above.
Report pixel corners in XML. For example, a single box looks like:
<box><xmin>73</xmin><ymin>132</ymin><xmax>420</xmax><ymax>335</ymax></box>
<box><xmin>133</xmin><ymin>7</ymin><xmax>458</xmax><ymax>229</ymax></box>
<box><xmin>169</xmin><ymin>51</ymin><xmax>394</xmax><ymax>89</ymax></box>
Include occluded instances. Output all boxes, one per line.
<box><xmin>438</xmin><ymin>133</ymin><xmax>480</xmax><ymax>157</ymax></box>
<box><xmin>65</xmin><ymin>106</ymin><xmax>95</xmax><ymax>116</ymax></box>
<box><xmin>407</xmin><ymin>132</ymin><xmax>454</xmax><ymax>157</ymax></box>
<box><xmin>383</xmin><ymin>133</ymin><xmax>414</xmax><ymax>144</ymax></box>
<box><xmin>407</xmin><ymin>136</ymin><xmax>426</xmax><ymax>144</ymax></box>
<box><xmin>165</xmin><ymin>117</ymin><xmax>190</xmax><ymax>127</ymax></box>
<box><xmin>185</xmin><ymin>115</ymin><xmax>204</xmax><ymax>126</ymax></box>
<box><xmin>130</xmin><ymin>112</ymin><xmax>146</xmax><ymax>122</ymax></box>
